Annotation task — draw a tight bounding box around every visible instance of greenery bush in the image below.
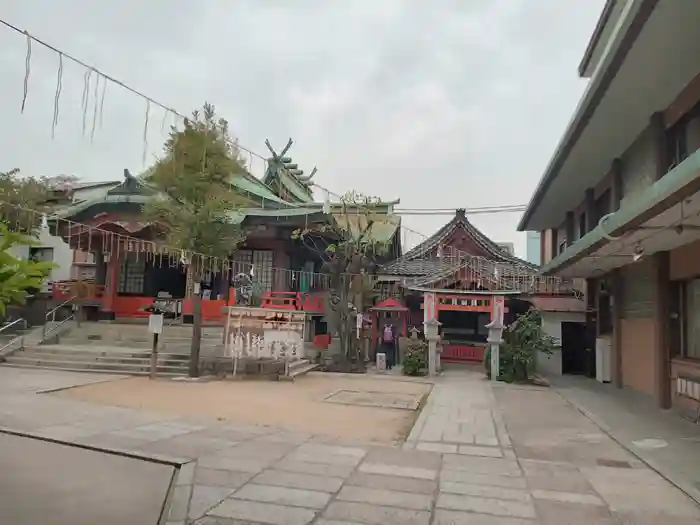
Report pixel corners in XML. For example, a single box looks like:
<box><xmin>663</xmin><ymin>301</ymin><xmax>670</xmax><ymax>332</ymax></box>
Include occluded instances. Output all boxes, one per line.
<box><xmin>484</xmin><ymin>308</ymin><xmax>557</xmax><ymax>383</ymax></box>
<box><xmin>403</xmin><ymin>338</ymin><xmax>428</xmax><ymax>376</ymax></box>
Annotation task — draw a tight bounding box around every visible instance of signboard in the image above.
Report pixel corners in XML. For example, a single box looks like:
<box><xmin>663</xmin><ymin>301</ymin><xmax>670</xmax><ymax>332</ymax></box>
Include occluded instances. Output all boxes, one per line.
<box><xmin>356</xmin><ymin>313</ymin><xmax>363</xmax><ymax>339</ymax></box>
<box><xmin>224</xmin><ymin>306</ymin><xmax>306</xmax><ymax>360</ymax></box>
<box><xmin>148</xmin><ymin>314</ymin><xmax>164</xmax><ymax>334</ymax></box>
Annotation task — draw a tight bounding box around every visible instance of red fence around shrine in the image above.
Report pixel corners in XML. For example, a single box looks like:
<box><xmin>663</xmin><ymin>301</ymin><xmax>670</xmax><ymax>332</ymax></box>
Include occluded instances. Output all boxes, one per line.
<box><xmin>441</xmin><ymin>344</ymin><xmax>487</xmax><ymax>363</ymax></box>
<box><xmin>51</xmin><ymin>283</ymin><xmax>325</xmax><ymax>322</ymax></box>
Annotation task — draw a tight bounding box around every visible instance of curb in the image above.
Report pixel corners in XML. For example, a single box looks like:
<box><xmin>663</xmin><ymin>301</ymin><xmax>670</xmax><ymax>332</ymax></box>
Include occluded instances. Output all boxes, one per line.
<box><xmin>553</xmin><ymin>388</ymin><xmax>700</xmax><ymax>508</ymax></box>
<box><xmin>0</xmin><ymin>426</ymin><xmax>188</xmax><ymax>467</ymax></box>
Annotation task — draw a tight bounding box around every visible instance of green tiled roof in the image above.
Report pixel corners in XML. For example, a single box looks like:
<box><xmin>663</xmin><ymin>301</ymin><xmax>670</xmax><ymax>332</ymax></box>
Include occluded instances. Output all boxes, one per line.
<box><xmin>331</xmin><ymin>211</ymin><xmax>400</xmax><ymax>244</ymax></box>
<box><xmin>230</xmin><ymin>172</ymin><xmax>290</xmax><ymax>204</ymax></box>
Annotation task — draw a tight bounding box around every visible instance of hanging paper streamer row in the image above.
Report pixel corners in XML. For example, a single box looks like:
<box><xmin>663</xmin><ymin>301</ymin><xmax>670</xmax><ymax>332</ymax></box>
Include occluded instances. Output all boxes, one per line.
<box><xmin>0</xmin><ymin>199</ymin><xmax>579</xmax><ymax>296</ymax></box>
<box><xmin>0</xmin><ymin>18</ymin><xmax>271</xmax><ymax>177</ymax></box>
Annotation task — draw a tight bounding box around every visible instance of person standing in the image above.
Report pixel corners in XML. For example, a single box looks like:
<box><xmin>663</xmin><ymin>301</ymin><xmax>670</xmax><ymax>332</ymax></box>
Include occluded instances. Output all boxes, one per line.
<box><xmin>380</xmin><ymin>322</ymin><xmax>397</xmax><ymax>369</ymax></box>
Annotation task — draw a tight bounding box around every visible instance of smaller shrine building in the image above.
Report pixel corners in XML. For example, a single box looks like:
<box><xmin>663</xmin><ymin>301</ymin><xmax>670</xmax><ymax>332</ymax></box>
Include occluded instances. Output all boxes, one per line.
<box><xmin>377</xmin><ymin>209</ymin><xmax>587</xmax><ymax>372</ymax></box>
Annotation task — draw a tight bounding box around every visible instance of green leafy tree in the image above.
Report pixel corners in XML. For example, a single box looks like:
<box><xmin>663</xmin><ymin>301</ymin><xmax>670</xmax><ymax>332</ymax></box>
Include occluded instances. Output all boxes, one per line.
<box><xmin>293</xmin><ymin>191</ymin><xmax>390</xmax><ymax>368</ymax></box>
<box><xmin>485</xmin><ymin>308</ymin><xmax>557</xmax><ymax>382</ymax></box>
<box><xmin>0</xmin><ymin>169</ymin><xmax>51</xmax><ymax>233</ymax></box>
<box><xmin>144</xmin><ymin>103</ymin><xmax>246</xmax><ymax>377</ymax></box>
<box><xmin>0</xmin><ymin>170</ymin><xmax>79</xmax><ymax>235</ymax></box>
<box><xmin>0</xmin><ymin>222</ymin><xmax>55</xmax><ymax>317</ymax></box>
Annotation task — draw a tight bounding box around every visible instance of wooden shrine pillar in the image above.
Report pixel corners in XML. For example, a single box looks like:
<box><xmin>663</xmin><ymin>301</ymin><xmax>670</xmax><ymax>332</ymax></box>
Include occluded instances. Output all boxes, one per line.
<box><xmin>101</xmin><ymin>251</ymin><xmax>121</xmax><ymax>320</ymax></box>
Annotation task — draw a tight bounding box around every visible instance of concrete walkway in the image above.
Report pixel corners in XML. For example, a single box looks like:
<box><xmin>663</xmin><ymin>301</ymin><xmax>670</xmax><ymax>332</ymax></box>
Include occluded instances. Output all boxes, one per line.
<box><xmin>1</xmin><ymin>367</ymin><xmax>700</xmax><ymax>524</ymax></box>
<box><xmin>550</xmin><ymin>374</ymin><xmax>700</xmax><ymax>505</ymax></box>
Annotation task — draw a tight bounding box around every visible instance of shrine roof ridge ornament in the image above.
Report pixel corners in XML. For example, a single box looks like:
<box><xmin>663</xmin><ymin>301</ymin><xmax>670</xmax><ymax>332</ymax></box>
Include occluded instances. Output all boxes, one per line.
<box><xmin>263</xmin><ymin>138</ymin><xmax>316</xmax><ymax>204</ymax></box>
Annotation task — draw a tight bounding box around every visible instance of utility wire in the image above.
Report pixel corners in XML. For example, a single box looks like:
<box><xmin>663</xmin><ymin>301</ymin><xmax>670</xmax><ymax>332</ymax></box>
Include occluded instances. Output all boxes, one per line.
<box><xmin>1</xmin><ymin>17</ymin><xmax>527</xmax><ymax>249</ymax></box>
<box><xmin>0</xmin><ymin>17</ymin><xmax>268</xmax><ymax>164</ymax></box>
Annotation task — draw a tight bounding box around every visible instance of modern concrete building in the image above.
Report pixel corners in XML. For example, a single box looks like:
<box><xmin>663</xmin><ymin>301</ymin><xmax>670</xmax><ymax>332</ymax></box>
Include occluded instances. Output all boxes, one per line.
<box><xmin>525</xmin><ymin>231</ymin><xmax>541</xmax><ymax>266</ymax></box>
<box><xmin>518</xmin><ymin>0</ymin><xmax>700</xmax><ymax>415</ymax></box>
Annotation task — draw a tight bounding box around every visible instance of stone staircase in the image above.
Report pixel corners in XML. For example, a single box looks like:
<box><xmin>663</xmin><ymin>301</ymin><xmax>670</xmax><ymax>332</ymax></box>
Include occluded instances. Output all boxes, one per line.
<box><xmin>283</xmin><ymin>358</ymin><xmax>319</xmax><ymax>381</ymax></box>
<box><xmin>2</xmin><ymin>321</ymin><xmax>318</xmax><ymax>379</ymax></box>
<box><xmin>2</xmin><ymin>345</ymin><xmax>190</xmax><ymax>376</ymax></box>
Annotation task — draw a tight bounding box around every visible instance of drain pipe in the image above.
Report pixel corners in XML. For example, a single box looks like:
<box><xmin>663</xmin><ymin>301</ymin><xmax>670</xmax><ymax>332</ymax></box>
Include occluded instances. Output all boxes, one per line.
<box><xmin>598</xmin><ymin>213</ymin><xmax>623</xmax><ymax>241</ymax></box>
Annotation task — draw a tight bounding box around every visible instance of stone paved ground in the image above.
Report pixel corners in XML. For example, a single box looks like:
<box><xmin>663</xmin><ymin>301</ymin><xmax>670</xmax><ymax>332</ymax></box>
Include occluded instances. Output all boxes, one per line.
<box><xmin>1</xmin><ymin>367</ymin><xmax>699</xmax><ymax>524</ymax></box>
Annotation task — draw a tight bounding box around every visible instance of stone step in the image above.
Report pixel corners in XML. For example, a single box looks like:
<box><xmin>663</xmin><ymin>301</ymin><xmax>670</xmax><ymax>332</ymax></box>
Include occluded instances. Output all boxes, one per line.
<box><xmin>14</xmin><ymin>351</ymin><xmax>189</xmax><ymax>367</ymax></box>
<box><xmin>22</xmin><ymin>345</ymin><xmax>190</xmax><ymax>360</ymax></box>
<box><xmin>2</xmin><ymin>357</ymin><xmax>188</xmax><ymax>375</ymax></box>
<box><xmin>56</xmin><ymin>338</ymin><xmax>223</xmax><ymax>352</ymax></box>
<box><xmin>280</xmin><ymin>359</ymin><xmax>318</xmax><ymax>381</ymax></box>
<box><xmin>59</xmin><ymin>332</ymin><xmax>224</xmax><ymax>343</ymax></box>
<box><xmin>0</xmin><ymin>362</ymin><xmax>186</xmax><ymax>377</ymax></box>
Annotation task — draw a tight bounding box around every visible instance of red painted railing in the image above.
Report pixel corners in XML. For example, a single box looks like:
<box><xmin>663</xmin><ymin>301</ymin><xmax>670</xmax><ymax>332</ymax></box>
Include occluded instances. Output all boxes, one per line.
<box><xmin>52</xmin><ymin>281</ymin><xmax>105</xmax><ymax>302</ymax></box>
<box><xmin>260</xmin><ymin>291</ymin><xmax>325</xmax><ymax>313</ymax></box>
<box><xmin>441</xmin><ymin>344</ymin><xmax>486</xmax><ymax>363</ymax></box>
<box><xmin>51</xmin><ymin>283</ymin><xmax>324</xmax><ymax>320</ymax></box>
<box><xmin>260</xmin><ymin>291</ymin><xmax>298</xmax><ymax>310</ymax></box>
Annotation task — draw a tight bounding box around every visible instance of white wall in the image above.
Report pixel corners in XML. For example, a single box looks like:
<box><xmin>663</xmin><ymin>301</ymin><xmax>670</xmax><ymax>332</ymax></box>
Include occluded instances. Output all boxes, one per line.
<box><xmin>536</xmin><ymin>311</ymin><xmax>586</xmax><ymax>376</ymax></box>
<box><xmin>5</xmin><ymin>229</ymin><xmax>73</xmax><ymax>284</ymax></box>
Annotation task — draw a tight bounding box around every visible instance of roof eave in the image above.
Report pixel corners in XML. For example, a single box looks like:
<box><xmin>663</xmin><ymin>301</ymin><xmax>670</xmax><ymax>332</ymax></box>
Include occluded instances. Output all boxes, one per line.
<box><xmin>578</xmin><ymin>0</ymin><xmax>618</xmax><ymax>77</ymax></box>
<box><xmin>517</xmin><ymin>0</ymin><xmax>656</xmax><ymax>232</ymax></box>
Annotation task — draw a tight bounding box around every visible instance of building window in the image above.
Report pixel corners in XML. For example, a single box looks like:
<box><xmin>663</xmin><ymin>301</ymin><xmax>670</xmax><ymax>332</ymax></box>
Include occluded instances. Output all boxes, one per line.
<box><xmin>683</xmin><ymin>279</ymin><xmax>700</xmax><ymax>360</ymax></box>
<box><xmin>595</xmin><ymin>189</ymin><xmax>611</xmax><ymax>224</ymax></box>
<box><xmin>667</xmin><ymin>100</ymin><xmax>700</xmax><ymax>173</ymax></box>
<box><xmin>232</xmin><ymin>249</ymin><xmax>273</xmax><ymax>291</ymax></box>
<box><xmin>118</xmin><ymin>253</ymin><xmax>145</xmax><ymax>294</ymax></box>
<box><xmin>29</xmin><ymin>247</ymin><xmax>54</xmax><ymax>262</ymax></box>
<box><xmin>558</xmin><ymin>240</ymin><xmax>567</xmax><ymax>255</ymax></box>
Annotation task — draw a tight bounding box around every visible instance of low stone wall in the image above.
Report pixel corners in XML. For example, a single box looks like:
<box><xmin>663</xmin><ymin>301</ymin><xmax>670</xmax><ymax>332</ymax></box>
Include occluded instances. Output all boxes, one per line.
<box><xmin>200</xmin><ymin>356</ymin><xmax>287</xmax><ymax>379</ymax></box>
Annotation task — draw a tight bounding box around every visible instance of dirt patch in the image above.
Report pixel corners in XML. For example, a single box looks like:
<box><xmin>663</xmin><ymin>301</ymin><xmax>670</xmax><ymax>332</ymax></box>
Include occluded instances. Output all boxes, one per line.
<box><xmin>54</xmin><ymin>373</ymin><xmax>433</xmax><ymax>443</ymax></box>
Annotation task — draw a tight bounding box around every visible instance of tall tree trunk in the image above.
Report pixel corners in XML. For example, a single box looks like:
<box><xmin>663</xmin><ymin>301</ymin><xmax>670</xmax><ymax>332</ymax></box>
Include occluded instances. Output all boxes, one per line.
<box><xmin>189</xmin><ymin>294</ymin><xmax>202</xmax><ymax>377</ymax></box>
<box><xmin>186</xmin><ymin>263</ymin><xmax>202</xmax><ymax>377</ymax></box>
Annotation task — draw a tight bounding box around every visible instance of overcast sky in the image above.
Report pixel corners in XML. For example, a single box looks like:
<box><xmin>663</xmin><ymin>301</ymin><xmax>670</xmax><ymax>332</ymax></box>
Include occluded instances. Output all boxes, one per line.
<box><xmin>0</xmin><ymin>1</ymin><xmax>605</xmax><ymax>258</ymax></box>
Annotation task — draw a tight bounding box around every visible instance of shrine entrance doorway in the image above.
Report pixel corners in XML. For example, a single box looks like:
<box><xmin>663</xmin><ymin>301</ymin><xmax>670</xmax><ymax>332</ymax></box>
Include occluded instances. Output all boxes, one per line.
<box><xmin>418</xmin><ymin>291</ymin><xmax>514</xmax><ymax>364</ymax></box>
<box><xmin>438</xmin><ymin>294</ymin><xmax>499</xmax><ymax>364</ymax></box>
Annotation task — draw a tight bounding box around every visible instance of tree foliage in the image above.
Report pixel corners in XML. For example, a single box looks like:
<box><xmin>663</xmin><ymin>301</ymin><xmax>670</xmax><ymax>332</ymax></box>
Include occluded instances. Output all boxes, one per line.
<box><xmin>485</xmin><ymin>308</ymin><xmax>558</xmax><ymax>382</ymax></box>
<box><xmin>144</xmin><ymin>102</ymin><xmax>247</xmax><ymax>376</ymax></box>
<box><xmin>0</xmin><ymin>169</ymin><xmax>50</xmax><ymax>233</ymax></box>
<box><xmin>403</xmin><ymin>338</ymin><xmax>428</xmax><ymax>376</ymax></box>
<box><xmin>293</xmin><ymin>191</ymin><xmax>392</xmax><ymax>365</ymax></box>
<box><xmin>0</xmin><ymin>170</ymin><xmax>79</xmax><ymax>234</ymax></box>
<box><xmin>144</xmin><ymin>103</ymin><xmax>247</xmax><ymax>257</ymax></box>
<box><xmin>0</xmin><ymin>222</ymin><xmax>55</xmax><ymax>316</ymax></box>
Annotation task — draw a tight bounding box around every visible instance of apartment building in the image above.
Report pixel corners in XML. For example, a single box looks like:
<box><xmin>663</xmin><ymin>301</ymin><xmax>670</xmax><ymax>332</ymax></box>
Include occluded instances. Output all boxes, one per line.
<box><xmin>518</xmin><ymin>0</ymin><xmax>700</xmax><ymax>413</ymax></box>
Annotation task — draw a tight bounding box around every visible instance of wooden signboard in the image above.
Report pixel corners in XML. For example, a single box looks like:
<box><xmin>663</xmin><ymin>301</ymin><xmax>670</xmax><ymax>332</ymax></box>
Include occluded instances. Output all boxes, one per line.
<box><xmin>223</xmin><ymin>306</ymin><xmax>306</xmax><ymax>362</ymax></box>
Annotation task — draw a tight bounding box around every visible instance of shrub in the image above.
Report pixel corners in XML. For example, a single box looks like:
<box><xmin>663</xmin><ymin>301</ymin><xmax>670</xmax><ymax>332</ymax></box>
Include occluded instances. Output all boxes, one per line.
<box><xmin>403</xmin><ymin>338</ymin><xmax>427</xmax><ymax>376</ymax></box>
<box><xmin>484</xmin><ymin>308</ymin><xmax>557</xmax><ymax>383</ymax></box>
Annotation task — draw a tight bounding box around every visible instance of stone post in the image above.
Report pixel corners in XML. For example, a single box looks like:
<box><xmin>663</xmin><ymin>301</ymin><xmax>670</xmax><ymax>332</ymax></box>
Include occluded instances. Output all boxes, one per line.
<box><xmin>486</xmin><ymin>296</ymin><xmax>505</xmax><ymax>382</ymax></box>
<box><xmin>424</xmin><ymin>319</ymin><xmax>441</xmax><ymax>377</ymax></box>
